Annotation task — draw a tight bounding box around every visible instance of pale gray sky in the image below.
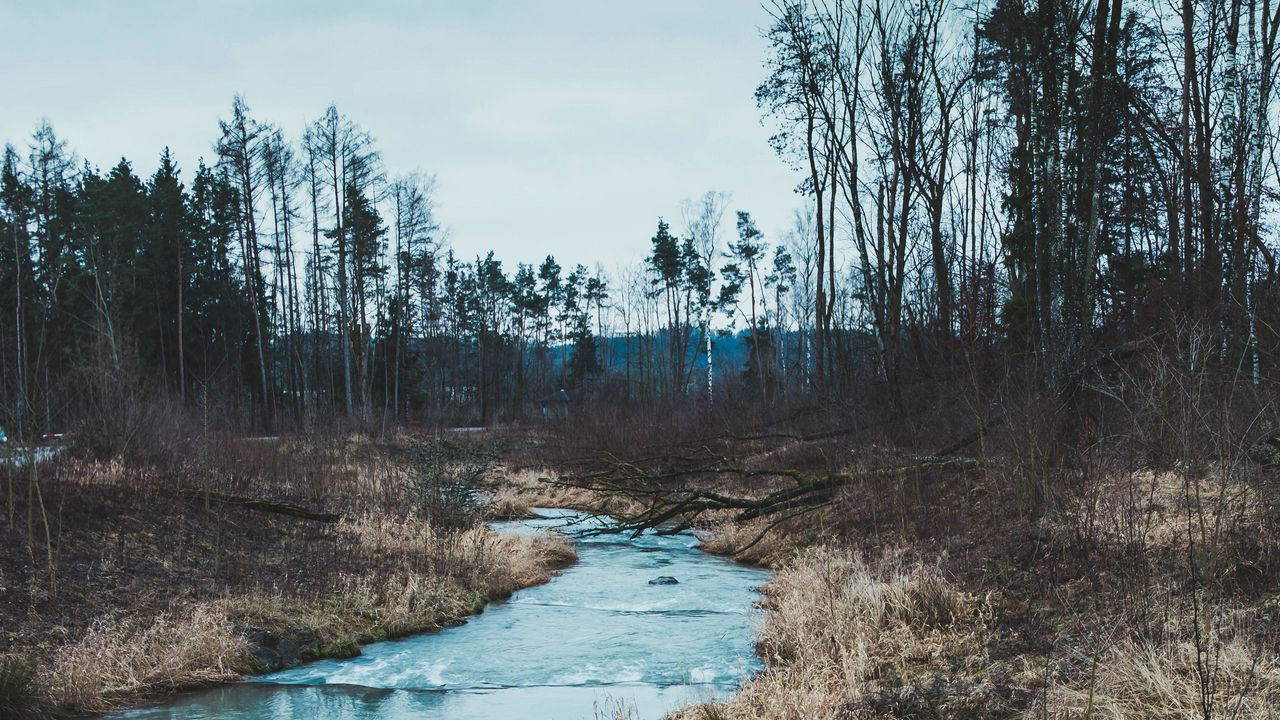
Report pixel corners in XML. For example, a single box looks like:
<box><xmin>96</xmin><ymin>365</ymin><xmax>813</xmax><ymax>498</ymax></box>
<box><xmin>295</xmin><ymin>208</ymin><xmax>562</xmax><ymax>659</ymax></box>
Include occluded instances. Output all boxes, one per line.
<box><xmin>0</xmin><ymin>0</ymin><xmax>804</xmax><ymax>269</ymax></box>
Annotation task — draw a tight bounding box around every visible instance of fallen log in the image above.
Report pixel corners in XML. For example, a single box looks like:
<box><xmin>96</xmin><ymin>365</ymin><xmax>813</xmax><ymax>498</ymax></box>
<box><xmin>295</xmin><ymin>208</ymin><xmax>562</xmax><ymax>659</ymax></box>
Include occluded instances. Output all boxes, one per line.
<box><xmin>178</xmin><ymin>488</ymin><xmax>342</xmax><ymax>523</ymax></box>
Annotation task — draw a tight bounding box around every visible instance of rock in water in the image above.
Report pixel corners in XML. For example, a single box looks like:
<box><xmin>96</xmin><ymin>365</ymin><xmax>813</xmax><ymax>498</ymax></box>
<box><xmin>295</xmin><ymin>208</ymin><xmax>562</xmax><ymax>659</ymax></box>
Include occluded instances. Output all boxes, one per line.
<box><xmin>649</xmin><ymin>576</ymin><xmax>679</xmax><ymax>585</ymax></box>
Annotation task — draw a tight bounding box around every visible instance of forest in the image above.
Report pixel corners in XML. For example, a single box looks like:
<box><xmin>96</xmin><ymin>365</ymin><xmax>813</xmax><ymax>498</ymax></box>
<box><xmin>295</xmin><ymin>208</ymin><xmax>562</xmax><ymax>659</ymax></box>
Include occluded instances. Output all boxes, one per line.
<box><xmin>4</xmin><ymin>0</ymin><xmax>1280</xmax><ymax>718</ymax></box>
<box><xmin>3</xmin><ymin>0</ymin><xmax>1279</xmax><ymax>444</ymax></box>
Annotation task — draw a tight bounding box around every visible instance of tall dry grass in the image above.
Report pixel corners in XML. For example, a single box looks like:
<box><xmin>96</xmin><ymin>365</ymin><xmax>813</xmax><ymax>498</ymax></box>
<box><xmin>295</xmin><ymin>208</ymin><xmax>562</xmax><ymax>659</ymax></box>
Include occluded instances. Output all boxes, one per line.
<box><xmin>490</xmin><ymin>466</ymin><xmax>646</xmax><ymax>517</ymax></box>
<box><xmin>338</xmin><ymin>511</ymin><xmax>576</xmax><ymax>598</ymax></box>
<box><xmin>1044</xmin><ymin>627</ymin><xmax>1280</xmax><ymax>719</ymax></box>
<box><xmin>676</xmin><ymin>546</ymin><xmax>975</xmax><ymax>720</ymax></box>
<box><xmin>695</xmin><ymin>516</ymin><xmax>801</xmax><ymax>567</ymax></box>
<box><xmin>486</xmin><ymin>484</ymin><xmax>537</xmax><ymax>519</ymax></box>
<box><xmin>48</xmin><ymin>604</ymin><xmax>252</xmax><ymax>713</ymax></box>
<box><xmin>1038</xmin><ymin>467</ymin><xmax>1280</xmax><ymax>719</ymax></box>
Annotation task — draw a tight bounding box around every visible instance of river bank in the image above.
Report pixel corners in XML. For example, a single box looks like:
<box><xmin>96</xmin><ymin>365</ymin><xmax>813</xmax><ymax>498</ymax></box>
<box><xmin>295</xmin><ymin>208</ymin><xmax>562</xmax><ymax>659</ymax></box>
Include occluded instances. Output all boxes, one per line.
<box><xmin>0</xmin><ymin>434</ymin><xmax>575</xmax><ymax>718</ymax></box>
<box><xmin>523</xmin><ymin>418</ymin><xmax>1280</xmax><ymax>719</ymax></box>
<box><xmin>110</xmin><ymin>509</ymin><xmax>770</xmax><ymax>720</ymax></box>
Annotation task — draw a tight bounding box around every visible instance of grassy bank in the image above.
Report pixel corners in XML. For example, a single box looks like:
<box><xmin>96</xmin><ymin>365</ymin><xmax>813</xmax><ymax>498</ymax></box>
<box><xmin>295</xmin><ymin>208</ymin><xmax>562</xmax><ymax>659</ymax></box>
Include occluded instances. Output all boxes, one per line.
<box><xmin>681</xmin><ymin>462</ymin><xmax>1280</xmax><ymax>719</ymax></box>
<box><xmin>0</xmin><ymin>434</ymin><xmax>575</xmax><ymax>717</ymax></box>
<box><xmin>675</xmin><ymin>470</ymin><xmax>1280</xmax><ymax>719</ymax></box>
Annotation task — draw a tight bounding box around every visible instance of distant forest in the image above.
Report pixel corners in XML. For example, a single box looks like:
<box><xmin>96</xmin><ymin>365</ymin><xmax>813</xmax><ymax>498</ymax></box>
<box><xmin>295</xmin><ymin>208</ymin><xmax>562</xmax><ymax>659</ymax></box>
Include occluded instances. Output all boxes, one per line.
<box><xmin>3</xmin><ymin>0</ymin><xmax>1279</xmax><ymax>442</ymax></box>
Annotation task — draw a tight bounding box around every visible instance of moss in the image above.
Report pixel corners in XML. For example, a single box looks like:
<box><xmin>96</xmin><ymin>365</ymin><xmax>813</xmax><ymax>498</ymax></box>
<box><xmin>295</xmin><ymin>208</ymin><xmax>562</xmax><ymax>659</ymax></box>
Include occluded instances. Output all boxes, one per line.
<box><xmin>308</xmin><ymin>638</ymin><xmax>360</xmax><ymax>660</ymax></box>
<box><xmin>237</xmin><ymin>654</ymin><xmax>270</xmax><ymax>676</ymax></box>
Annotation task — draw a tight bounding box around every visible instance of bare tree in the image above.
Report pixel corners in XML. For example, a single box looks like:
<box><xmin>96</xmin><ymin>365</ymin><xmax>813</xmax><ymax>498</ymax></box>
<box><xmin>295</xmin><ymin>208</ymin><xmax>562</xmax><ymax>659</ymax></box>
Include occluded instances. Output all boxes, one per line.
<box><xmin>682</xmin><ymin>190</ymin><xmax>729</xmax><ymax>401</ymax></box>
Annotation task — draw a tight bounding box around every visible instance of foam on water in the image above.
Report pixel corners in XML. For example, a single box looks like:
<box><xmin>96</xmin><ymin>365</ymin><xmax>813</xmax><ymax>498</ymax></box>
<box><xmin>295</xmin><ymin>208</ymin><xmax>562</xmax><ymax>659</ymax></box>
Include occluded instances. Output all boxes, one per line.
<box><xmin>110</xmin><ymin>508</ymin><xmax>770</xmax><ymax>720</ymax></box>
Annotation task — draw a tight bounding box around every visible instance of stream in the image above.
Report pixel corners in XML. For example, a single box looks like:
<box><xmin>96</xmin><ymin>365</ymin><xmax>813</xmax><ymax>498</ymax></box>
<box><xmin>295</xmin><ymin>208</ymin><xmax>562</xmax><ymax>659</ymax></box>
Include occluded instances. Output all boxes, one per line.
<box><xmin>112</xmin><ymin>509</ymin><xmax>770</xmax><ymax>720</ymax></box>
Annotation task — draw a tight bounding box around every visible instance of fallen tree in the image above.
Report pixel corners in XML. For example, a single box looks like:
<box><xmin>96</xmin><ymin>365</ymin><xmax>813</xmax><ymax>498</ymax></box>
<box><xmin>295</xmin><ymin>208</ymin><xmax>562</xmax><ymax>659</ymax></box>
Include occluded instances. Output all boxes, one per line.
<box><xmin>550</xmin><ymin>440</ymin><xmax>981</xmax><ymax>554</ymax></box>
<box><xmin>177</xmin><ymin>488</ymin><xmax>342</xmax><ymax>523</ymax></box>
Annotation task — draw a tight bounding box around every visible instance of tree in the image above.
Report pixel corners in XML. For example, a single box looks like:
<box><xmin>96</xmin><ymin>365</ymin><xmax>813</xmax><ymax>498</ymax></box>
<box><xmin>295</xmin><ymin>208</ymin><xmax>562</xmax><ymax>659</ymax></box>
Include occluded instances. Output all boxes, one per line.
<box><xmin>584</xmin><ymin>269</ymin><xmax>609</xmax><ymax>372</ymax></box>
<box><xmin>719</xmin><ymin>212</ymin><xmax>771</xmax><ymax>398</ymax></box>
<box><xmin>304</xmin><ymin>104</ymin><xmax>379</xmax><ymax>418</ymax></box>
<box><xmin>216</xmin><ymin>95</ymin><xmax>272</xmax><ymax>423</ymax></box>
<box><xmin>682</xmin><ymin>191</ymin><xmax>728</xmax><ymax>400</ymax></box>
<box><xmin>390</xmin><ymin>173</ymin><xmax>440</xmax><ymax>418</ymax></box>
<box><xmin>188</xmin><ymin>160</ymin><xmax>253</xmax><ymax>397</ymax></box>
<box><xmin>568</xmin><ymin>313</ymin><xmax>601</xmax><ymax>381</ymax></box>
<box><xmin>145</xmin><ymin>149</ymin><xmax>190</xmax><ymax>398</ymax></box>
<box><xmin>342</xmin><ymin>182</ymin><xmax>387</xmax><ymax>418</ymax></box>
<box><xmin>646</xmin><ymin>218</ymin><xmax>698</xmax><ymax>395</ymax></box>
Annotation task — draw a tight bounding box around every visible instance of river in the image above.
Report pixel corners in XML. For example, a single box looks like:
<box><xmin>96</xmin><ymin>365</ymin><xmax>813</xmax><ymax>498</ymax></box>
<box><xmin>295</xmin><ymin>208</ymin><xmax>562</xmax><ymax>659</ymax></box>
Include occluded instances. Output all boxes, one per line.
<box><xmin>111</xmin><ymin>509</ymin><xmax>769</xmax><ymax>720</ymax></box>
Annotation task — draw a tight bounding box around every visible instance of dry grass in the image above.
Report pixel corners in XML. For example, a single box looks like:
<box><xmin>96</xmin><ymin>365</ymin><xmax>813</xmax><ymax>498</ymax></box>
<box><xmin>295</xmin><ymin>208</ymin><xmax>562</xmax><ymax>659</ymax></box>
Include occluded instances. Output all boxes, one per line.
<box><xmin>675</xmin><ymin>546</ymin><xmax>976</xmax><ymax>720</ymax></box>
<box><xmin>216</xmin><ymin>571</ymin><xmax>474</xmax><ymax>667</ymax></box>
<box><xmin>1063</xmin><ymin>467</ymin><xmax>1280</xmax><ymax>596</ymax></box>
<box><xmin>59</xmin><ymin>456</ymin><xmax>134</xmax><ymax>487</ymax></box>
<box><xmin>7</xmin><ymin>432</ymin><xmax>588</xmax><ymax>716</ymax></box>
<box><xmin>337</xmin><ymin>511</ymin><xmax>576</xmax><ymax>597</ymax></box>
<box><xmin>593</xmin><ymin>696</ymin><xmax>641</xmax><ymax>719</ymax></box>
<box><xmin>695</xmin><ymin>517</ymin><xmax>799</xmax><ymax>567</ymax></box>
<box><xmin>48</xmin><ymin>604</ymin><xmax>252</xmax><ymax>713</ymax></box>
<box><xmin>491</xmin><ymin>466</ymin><xmax>647</xmax><ymax>517</ymax></box>
<box><xmin>1043</xmin><ymin>614</ymin><xmax>1280</xmax><ymax>719</ymax></box>
<box><xmin>486</xmin><ymin>527</ymin><xmax>579</xmax><ymax>595</ymax></box>
<box><xmin>42</xmin><ymin>511</ymin><xmax>576</xmax><ymax>714</ymax></box>
<box><xmin>486</xmin><ymin>484</ymin><xmax>536</xmax><ymax>519</ymax></box>
<box><xmin>1047</xmin><ymin>641</ymin><xmax>1280</xmax><ymax>719</ymax></box>
<box><xmin>681</xmin><ymin>463</ymin><xmax>1280</xmax><ymax>720</ymax></box>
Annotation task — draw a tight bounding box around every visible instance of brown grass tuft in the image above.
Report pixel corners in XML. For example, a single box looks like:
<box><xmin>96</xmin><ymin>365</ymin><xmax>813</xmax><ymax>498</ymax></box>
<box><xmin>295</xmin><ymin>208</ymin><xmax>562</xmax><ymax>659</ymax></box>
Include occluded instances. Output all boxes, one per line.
<box><xmin>337</xmin><ymin>511</ymin><xmax>576</xmax><ymax>597</ymax></box>
<box><xmin>695</xmin><ymin>517</ymin><xmax>800</xmax><ymax>567</ymax></box>
<box><xmin>486</xmin><ymin>485</ymin><xmax>536</xmax><ymax>519</ymax></box>
<box><xmin>493</xmin><ymin>466</ymin><xmax>647</xmax><ymax>517</ymax></box>
<box><xmin>674</xmin><ymin>546</ymin><xmax>975</xmax><ymax>720</ymax></box>
<box><xmin>1042</xmin><ymin>615</ymin><xmax>1280</xmax><ymax>719</ymax></box>
<box><xmin>48</xmin><ymin>604</ymin><xmax>252</xmax><ymax>713</ymax></box>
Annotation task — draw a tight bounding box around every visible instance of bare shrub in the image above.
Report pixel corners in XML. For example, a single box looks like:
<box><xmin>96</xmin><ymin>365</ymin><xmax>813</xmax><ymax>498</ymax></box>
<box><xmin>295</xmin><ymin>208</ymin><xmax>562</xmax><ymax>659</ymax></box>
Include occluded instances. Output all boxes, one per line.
<box><xmin>410</xmin><ymin>439</ymin><xmax>493</xmax><ymax>529</ymax></box>
<box><xmin>1035</xmin><ymin>323</ymin><xmax>1280</xmax><ymax>718</ymax></box>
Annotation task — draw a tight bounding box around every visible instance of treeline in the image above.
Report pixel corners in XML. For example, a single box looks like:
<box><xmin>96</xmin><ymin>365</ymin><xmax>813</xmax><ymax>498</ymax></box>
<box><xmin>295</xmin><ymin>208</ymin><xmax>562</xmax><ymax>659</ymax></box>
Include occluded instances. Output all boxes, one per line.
<box><xmin>1</xmin><ymin>101</ymin><xmax>452</xmax><ymax>436</ymax></box>
<box><xmin>4</xmin><ymin>0</ymin><xmax>1280</xmax><ymax>441</ymax></box>
<box><xmin>0</xmin><ymin>100</ymin><xmax>813</xmax><ymax>439</ymax></box>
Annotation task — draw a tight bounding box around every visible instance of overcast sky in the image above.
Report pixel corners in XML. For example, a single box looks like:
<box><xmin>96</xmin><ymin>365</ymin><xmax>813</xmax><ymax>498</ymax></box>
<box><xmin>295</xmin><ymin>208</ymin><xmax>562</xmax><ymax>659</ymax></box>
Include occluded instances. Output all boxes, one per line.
<box><xmin>0</xmin><ymin>0</ymin><xmax>804</xmax><ymax>270</ymax></box>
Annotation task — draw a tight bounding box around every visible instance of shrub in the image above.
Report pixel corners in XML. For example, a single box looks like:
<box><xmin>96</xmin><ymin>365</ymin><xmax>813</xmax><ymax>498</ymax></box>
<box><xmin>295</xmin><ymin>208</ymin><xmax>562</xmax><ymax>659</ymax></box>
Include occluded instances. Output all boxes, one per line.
<box><xmin>0</xmin><ymin>657</ymin><xmax>46</xmax><ymax>720</ymax></box>
<box><xmin>410</xmin><ymin>439</ymin><xmax>493</xmax><ymax>529</ymax></box>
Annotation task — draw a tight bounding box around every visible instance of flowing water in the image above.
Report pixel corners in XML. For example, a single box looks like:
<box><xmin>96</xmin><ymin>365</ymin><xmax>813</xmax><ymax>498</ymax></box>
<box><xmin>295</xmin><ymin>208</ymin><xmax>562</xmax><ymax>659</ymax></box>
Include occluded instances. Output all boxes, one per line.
<box><xmin>112</xmin><ymin>509</ymin><xmax>770</xmax><ymax>720</ymax></box>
